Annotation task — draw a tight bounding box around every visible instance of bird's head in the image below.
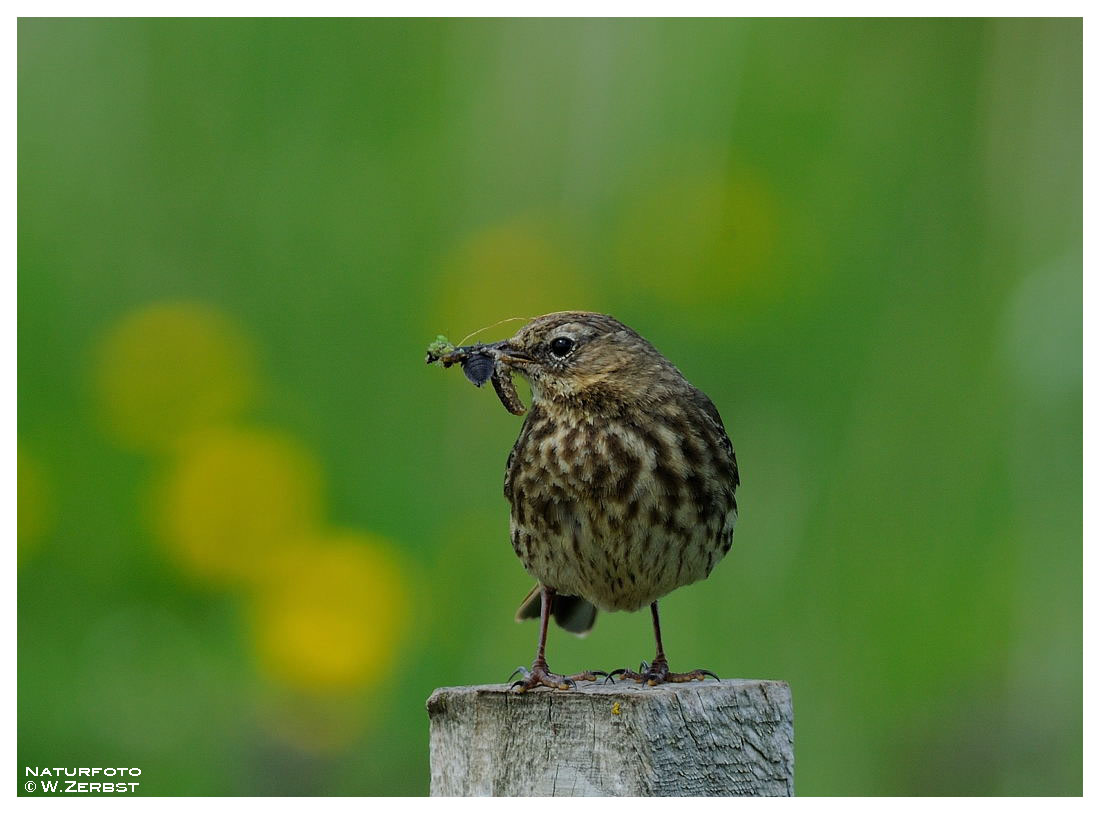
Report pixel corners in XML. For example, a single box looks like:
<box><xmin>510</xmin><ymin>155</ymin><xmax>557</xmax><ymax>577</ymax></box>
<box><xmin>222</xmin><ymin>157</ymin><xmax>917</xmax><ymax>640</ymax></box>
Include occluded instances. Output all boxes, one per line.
<box><xmin>475</xmin><ymin>311</ymin><xmax>678</xmax><ymax>408</ymax></box>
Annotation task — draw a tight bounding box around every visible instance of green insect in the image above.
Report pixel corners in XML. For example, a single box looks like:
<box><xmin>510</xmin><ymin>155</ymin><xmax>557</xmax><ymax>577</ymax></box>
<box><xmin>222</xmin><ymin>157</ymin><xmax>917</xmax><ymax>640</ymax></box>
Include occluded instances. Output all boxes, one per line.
<box><xmin>425</xmin><ymin>335</ymin><xmax>455</xmax><ymax>362</ymax></box>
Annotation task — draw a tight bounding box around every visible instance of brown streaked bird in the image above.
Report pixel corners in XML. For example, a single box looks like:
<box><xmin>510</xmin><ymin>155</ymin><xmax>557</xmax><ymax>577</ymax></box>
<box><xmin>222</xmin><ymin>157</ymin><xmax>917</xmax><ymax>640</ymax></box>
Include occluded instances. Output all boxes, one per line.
<box><xmin>436</xmin><ymin>311</ymin><xmax>739</xmax><ymax>691</ymax></box>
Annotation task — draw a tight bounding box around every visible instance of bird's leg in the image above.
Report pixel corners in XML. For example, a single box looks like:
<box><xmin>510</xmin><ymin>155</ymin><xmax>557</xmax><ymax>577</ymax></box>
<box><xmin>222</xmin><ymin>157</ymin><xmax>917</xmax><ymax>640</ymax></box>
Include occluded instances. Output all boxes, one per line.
<box><xmin>608</xmin><ymin>602</ymin><xmax>720</xmax><ymax>686</ymax></box>
<box><xmin>509</xmin><ymin>585</ymin><xmax>606</xmax><ymax>692</ymax></box>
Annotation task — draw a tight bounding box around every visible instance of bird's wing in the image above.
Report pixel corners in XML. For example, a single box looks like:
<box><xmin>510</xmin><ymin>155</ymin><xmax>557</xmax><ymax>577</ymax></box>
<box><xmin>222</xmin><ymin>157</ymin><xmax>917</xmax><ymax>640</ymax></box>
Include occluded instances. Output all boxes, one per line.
<box><xmin>690</xmin><ymin>387</ymin><xmax>739</xmax><ymax>492</ymax></box>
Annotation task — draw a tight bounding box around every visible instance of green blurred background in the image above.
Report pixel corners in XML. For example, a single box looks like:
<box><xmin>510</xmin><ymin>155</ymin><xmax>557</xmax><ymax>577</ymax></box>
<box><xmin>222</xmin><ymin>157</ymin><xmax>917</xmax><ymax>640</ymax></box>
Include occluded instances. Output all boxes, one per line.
<box><xmin>18</xmin><ymin>18</ymin><xmax>1081</xmax><ymax>796</ymax></box>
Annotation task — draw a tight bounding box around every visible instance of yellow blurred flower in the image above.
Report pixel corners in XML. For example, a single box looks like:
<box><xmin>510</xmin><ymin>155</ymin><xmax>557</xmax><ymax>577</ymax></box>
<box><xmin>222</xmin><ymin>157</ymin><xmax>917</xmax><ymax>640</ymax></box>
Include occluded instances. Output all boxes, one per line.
<box><xmin>18</xmin><ymin>445</ymin><xmax>53</xmax><ymax>563</ymax></box>
<box><xmin>153</xmin><ymin>427</ymin><xmax>324</xmax><ymax>585</ymax></box>
<box><xmin>251</xmin><ymin>532</ymin><xmax>410</xmax><ymax>691</ymax></box>
<box><xmin>432</xmin><ymin>218</ymin><xmax>594</xmax><ymax>336</ymax></box>
<box><xmin>94</xmin><ymin>302</ymin><xmax>259</xmax><ymax>451</ymax></box>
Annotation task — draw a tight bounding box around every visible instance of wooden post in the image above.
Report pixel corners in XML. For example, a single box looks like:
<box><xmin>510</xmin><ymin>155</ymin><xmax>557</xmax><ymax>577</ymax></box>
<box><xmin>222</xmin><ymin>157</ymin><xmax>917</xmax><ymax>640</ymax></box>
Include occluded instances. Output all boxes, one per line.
<box><xmin>426</xmin><ymin>680</ymin><xmax>793</xmax><ymax>796</ymax></box>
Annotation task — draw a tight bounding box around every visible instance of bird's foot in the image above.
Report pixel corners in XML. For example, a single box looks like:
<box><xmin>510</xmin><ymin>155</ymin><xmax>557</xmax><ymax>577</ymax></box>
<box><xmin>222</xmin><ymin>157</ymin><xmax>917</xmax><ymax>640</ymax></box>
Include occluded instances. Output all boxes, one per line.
<box><xmin>508</xmin><ymin>659</ymin><xmax>607</xmax><ymax>692</ymax></box>
<box><xmin>607</xmin><ymin>657</ymin><xmax>719</xmax><ymax>687</ymax></box>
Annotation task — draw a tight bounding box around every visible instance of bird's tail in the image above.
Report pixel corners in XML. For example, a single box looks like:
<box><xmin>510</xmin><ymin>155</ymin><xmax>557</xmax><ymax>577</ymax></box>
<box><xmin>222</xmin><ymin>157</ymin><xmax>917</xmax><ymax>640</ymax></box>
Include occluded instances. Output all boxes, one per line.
<box><xmin>514</xmin><ymin>584</ymin><xmax>597</xmax><ymax>636</ymax></box>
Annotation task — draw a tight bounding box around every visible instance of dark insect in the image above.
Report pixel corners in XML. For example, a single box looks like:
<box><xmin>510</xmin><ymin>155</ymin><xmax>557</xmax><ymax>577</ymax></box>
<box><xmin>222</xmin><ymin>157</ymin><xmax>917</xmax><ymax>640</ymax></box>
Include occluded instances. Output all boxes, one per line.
<box><xmin>426</xmin><ymin>335</ymin><xmax>527</xmax><ymax>416</ymax></box>
<box><xmin>461</xmin><ymin>353</ymin><xmax>496</xmax><ymax>387</ymax></box>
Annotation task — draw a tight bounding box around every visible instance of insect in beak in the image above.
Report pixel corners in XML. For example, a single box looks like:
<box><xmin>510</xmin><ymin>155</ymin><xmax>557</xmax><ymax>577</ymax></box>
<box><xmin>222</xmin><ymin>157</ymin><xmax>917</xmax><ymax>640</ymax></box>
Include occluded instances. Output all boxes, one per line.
<box><xmin>426</xmin><ymin>340</ymin><xmax>528</xmax><ymax>416</ymax></box>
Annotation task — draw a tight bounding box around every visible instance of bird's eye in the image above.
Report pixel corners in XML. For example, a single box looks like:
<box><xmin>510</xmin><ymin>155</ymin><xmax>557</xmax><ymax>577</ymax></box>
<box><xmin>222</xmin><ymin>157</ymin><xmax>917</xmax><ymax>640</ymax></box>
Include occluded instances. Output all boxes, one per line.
<box><xmin>548</xmin><ymin>336</ymin><xmax>575</xmax><ymax>358</ymax></box>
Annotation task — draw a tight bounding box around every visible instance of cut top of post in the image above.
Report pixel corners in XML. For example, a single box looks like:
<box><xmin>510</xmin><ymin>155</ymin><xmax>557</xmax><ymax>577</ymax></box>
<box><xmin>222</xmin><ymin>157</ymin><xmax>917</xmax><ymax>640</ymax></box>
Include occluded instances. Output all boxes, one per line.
<box><xmin>427</xmin><ymin>679</ymin><xmax>794</xmax><ymax>797</ymax></box>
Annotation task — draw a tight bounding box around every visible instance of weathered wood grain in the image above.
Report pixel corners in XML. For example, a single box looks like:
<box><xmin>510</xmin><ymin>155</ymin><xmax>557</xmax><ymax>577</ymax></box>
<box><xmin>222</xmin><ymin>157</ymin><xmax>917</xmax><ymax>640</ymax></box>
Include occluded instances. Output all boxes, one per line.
<box><xmin>427</xmin><ymin>680</ymin><xmax>793</xmax><ymax>796</ymax></box>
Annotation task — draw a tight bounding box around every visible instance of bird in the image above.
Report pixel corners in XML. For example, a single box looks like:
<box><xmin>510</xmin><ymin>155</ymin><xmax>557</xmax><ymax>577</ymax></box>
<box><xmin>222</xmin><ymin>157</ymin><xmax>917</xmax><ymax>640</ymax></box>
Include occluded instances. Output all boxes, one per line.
<box><xmin>439</xmin><ymin>311</ymin><xmax>739</xmax><ymax>691</ymax></box>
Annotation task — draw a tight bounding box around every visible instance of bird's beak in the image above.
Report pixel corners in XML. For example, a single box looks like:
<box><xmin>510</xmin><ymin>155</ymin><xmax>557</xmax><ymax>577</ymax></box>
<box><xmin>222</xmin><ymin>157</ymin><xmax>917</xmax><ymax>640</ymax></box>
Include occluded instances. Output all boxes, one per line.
<box><xmin>457</xmin><ymin>339</ymin><xmax>534</xmax><ymax>368</ymax></box>
<box><xmin>489</xmin><ymin>340</ymin><xmax>534</xmax><ymax>367</ymax></box>
<box><xmin>434</xmin><ymin>339</ymin><xmax>534</xmax><ymax>370</ymax></box>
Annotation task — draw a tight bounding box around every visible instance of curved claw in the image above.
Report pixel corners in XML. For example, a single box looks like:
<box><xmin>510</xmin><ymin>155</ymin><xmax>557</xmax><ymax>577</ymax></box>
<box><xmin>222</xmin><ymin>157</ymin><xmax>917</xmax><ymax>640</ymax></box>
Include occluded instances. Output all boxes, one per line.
<box><xmin>604</xmin><ymin>661</ymin><xmax>720</xmax><ymax>686</ymax></box>
<box><xmin>508</xmin><ymin>661</ymin><xmax>595</xmax><ymax>692</ymax></box>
